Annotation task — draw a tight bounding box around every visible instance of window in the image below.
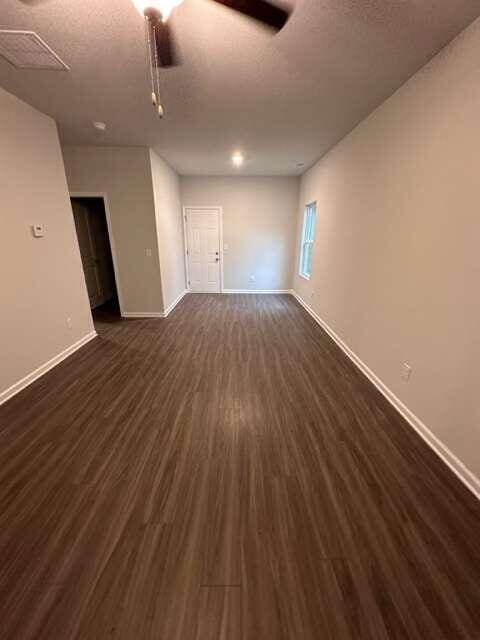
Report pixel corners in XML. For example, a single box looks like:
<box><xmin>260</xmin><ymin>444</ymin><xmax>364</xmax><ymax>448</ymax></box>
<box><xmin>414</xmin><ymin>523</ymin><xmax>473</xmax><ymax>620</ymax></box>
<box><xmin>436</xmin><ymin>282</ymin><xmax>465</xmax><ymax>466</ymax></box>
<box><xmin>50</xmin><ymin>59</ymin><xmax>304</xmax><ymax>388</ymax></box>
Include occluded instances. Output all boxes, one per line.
<box><xmin>299</xmin><ymin>202</ymin><xmax>317</xmax><ymax>279</ymax></box>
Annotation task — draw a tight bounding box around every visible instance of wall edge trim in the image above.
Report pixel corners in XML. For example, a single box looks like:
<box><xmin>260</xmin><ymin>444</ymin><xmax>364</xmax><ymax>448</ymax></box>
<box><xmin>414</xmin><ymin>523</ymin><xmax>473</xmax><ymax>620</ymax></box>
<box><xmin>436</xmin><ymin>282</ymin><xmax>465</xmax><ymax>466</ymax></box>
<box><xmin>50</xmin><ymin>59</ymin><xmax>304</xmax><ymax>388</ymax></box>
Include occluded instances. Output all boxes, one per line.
<box><xmin>121</xmin><ymin>312</ymin><xmax>164</xmax><ymax>318</ymax></box>
<box><xmin>163</xmin><ymin>289</ymin><xmax>189</xmax><ymax>317</ymax></box>
<box><xmin>0</xmin><ymin>331</ymin><xmax>98</xmax><ymax>406</ymax></box>
<box><xmin>222</xmin><ymin>289</ymin><xmax>293</xmax><ymax>294</ymax></box>
<box><xmin>291</xmin><ymin>290</ymin><xmax>480</xmax><ymax>501</ymax></box>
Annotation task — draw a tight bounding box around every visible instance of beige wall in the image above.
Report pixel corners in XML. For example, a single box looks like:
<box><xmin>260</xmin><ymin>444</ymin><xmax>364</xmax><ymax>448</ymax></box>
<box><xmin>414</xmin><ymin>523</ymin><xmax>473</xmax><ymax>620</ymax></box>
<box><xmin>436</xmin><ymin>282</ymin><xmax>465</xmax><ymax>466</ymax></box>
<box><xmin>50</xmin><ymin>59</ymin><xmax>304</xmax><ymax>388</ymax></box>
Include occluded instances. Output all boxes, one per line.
<box><xmin>293</xmin><ymin>19</ymin><xmax>480</xmax><ymax>479</ymax></box>
<box><xmin>149</xmin><ymin>150</ymin><xmax>186</xmax><ymax>310</ymax></box>
<box><xmin>0</xmin><ymin>88</ymin><xmax>94</xmax><ymax>400</ymax></box>
<box><xmin>62</xmin><ymin>146</ymin><xmax>163</xmax><ymax>314</ymax></box>
<box><xmin>181</xmin><ymin>176</ymin><xmax>299</xmax><ymax>291</ymax></box>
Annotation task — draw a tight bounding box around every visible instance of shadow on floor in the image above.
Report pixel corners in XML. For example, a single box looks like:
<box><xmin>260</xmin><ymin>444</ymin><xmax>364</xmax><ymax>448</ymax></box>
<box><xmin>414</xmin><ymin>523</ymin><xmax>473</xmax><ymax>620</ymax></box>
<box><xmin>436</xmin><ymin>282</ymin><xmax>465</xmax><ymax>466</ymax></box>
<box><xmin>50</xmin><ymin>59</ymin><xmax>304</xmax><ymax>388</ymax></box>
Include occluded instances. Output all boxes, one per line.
<box><xmin>91</xmin><ymin>297</ymin><xmax>122</xmax><ymax>324</ymax></box>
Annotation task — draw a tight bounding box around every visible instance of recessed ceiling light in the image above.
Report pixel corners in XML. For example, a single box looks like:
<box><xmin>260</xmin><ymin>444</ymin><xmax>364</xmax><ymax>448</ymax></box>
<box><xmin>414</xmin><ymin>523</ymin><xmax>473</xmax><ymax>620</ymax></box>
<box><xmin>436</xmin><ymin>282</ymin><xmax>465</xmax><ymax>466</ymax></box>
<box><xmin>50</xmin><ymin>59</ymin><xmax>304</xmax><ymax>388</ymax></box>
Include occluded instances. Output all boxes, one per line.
<box><xmin>92</xmin><ymin>121</ymin><xmax>107</xmax><ymax>131</ymax></box>
<box><xmin>232</xmin><ymin>152</ymin><xmax>244</xmax><ymax>168</ymax></box>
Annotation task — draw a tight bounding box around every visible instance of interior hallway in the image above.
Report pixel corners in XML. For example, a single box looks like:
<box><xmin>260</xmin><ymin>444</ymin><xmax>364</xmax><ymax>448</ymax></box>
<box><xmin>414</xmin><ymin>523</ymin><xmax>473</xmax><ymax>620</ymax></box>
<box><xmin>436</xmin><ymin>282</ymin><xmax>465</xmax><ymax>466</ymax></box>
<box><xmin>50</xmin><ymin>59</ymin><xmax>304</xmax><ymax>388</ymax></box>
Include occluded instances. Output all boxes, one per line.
<box><xmin>0</xmin><ymin>294</ymin><xmax>479</xmax><ymax>639</ymax></box>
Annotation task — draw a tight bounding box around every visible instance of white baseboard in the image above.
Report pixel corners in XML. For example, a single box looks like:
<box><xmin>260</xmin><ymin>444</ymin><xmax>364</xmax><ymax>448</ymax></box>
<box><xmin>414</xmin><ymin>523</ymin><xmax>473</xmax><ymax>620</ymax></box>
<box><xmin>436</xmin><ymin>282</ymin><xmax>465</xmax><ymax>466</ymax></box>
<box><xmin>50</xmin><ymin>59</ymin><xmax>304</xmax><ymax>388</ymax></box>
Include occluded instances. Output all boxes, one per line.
<box><xmin>121</xmin><ymin>311</ymin><xmax>164</xmax><ymax>319</ymax></box>
<box><xmin>0</xmin><ymin>331</ymin><xmax>97</xmax><ymax>406</ymax></box>
<box><xmin>223</xmin><ymin>289</ymin><xmax>293</xmax><ymax>294</ymax></box>
<box><xmin>121</xmin><ymin>290</ymin><xmax>189</xmax><ymax>320</ymax></box>
<box><xmin>163</xmin><ymin>289</ymin><xmax>189</xmax><ymax>317</ymax></box>
<box><xmin>291</xmin><ymin>291</ymin><xmax>480</xmax><ymax>501</ymax></box>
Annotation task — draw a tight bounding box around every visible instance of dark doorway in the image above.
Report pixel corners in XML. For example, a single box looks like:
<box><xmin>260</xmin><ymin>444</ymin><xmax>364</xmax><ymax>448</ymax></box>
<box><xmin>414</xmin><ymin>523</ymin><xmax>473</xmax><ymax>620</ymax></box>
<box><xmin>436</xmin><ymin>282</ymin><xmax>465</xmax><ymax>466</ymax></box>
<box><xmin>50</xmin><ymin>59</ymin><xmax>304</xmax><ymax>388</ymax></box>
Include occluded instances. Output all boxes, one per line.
<box><xmin>71</xmin><ymin>197</ymin><xmax>120</xmax><ymax>318</ymax></box>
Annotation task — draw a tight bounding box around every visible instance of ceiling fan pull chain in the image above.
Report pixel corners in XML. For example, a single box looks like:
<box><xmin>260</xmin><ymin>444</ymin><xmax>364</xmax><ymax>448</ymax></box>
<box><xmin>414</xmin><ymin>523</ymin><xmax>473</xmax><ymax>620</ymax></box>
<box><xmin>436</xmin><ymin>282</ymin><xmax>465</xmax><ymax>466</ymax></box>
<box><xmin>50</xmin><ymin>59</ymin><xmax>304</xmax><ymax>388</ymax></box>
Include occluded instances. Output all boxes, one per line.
<box><xmin>152</xmin><ymin>24</ymin><xmax>165</xmax><ymax>118</ymax></box>
<box><xmin>145</xmin><ymin>17</ymin><xmax>157</xmax><ymax>107</ymax></box>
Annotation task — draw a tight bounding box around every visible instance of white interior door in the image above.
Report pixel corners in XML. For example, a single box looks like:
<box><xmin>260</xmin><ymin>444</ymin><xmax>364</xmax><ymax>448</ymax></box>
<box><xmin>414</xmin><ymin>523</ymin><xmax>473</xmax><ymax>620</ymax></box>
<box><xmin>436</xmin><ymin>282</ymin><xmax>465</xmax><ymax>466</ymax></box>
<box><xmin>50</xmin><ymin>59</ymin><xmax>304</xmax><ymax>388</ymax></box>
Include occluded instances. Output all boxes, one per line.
<box><xmin>185</xmin><ymin>207</ymin><xmax>221</xmax><ymax>293</ymax></box>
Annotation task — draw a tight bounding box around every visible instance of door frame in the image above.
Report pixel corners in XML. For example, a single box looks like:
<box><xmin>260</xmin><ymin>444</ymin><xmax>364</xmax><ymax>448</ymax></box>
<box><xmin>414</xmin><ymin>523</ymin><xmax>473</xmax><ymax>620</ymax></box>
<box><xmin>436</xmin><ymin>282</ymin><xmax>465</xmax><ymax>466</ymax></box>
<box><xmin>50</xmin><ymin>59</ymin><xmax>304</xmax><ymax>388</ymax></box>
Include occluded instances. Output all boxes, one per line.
<box><xmin>182</xmin><ymin>206</ymin><xmax>224</xmax><ymax>293</ymax></box>
<box><xmin>70</xmin><ymin>192</ymin><xmax>125</xmax><ymax>315</ymax></box>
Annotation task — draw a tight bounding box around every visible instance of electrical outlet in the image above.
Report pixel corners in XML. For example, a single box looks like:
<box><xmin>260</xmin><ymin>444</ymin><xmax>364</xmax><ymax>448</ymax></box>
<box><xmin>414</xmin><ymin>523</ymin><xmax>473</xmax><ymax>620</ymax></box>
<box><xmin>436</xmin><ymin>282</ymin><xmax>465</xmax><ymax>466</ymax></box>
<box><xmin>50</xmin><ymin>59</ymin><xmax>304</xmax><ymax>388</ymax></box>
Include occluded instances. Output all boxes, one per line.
<box><xmin>401</xmin><ymin>363</ymin><xmax>412</xmax><ymax>382</ymax></box>
<box><xmin>66</xmin><ymin>317</ymin><xmax>73</xmax><ymax>329</ymax></box>
<box><xmin>145</xmin><ymin>248</ymin><xmax>152</xmax><ymax>257</ymax></box>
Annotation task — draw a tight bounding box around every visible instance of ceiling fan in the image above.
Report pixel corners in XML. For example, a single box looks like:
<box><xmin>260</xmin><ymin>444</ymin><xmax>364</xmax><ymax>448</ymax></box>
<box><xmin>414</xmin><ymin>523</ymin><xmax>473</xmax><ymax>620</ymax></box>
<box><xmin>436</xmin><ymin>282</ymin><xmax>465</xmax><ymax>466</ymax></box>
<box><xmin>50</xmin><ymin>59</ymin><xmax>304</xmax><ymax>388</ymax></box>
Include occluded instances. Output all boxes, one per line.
<box><xmin>132</xmin><ymin>0</ymin><xmax>292</xmax><ymax>116</ymax></box>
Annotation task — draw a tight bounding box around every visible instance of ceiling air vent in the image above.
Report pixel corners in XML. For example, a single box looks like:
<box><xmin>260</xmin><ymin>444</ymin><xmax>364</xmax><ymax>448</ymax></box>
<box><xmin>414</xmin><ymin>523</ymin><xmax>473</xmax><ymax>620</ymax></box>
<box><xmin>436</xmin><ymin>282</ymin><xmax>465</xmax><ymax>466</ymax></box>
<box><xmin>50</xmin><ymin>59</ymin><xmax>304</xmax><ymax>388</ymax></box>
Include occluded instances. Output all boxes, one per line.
<box><xmin>0</xmin><ymin>30</ymin><xmax>69</xmax><ymax>70</ymax></box>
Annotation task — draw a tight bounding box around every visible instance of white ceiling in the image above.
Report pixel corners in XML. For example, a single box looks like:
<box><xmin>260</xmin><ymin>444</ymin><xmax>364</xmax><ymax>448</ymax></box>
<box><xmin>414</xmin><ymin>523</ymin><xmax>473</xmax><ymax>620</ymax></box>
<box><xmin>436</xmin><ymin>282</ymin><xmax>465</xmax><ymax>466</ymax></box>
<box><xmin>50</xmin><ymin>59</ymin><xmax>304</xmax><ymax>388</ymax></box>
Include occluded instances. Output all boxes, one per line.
<box><xmin>1</xmin><ymin>0</ymin><xmax>479</xmax><ymax>175</ymax></box>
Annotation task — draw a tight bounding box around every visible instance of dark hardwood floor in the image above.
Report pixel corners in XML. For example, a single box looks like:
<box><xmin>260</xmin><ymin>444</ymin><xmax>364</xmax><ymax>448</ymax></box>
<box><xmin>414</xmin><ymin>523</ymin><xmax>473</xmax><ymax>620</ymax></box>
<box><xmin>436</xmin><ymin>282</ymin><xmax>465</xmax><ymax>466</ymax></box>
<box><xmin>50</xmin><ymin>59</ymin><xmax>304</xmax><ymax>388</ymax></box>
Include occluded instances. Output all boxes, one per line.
<box><xmin>0</xmin><ymin>293</ymin><xmax>479</xmax><ymax>639</ymax></box>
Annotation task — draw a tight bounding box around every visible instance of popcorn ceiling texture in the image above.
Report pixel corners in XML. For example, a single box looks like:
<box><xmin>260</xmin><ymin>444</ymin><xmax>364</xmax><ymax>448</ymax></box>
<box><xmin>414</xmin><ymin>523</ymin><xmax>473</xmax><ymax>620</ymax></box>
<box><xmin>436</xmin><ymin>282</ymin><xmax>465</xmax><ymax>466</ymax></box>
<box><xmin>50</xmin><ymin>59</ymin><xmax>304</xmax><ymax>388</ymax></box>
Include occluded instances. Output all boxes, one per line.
<box><xmin>0</xmin><ymin>0</ymin><xmax>479</xmax><ymax>174</ymax></box>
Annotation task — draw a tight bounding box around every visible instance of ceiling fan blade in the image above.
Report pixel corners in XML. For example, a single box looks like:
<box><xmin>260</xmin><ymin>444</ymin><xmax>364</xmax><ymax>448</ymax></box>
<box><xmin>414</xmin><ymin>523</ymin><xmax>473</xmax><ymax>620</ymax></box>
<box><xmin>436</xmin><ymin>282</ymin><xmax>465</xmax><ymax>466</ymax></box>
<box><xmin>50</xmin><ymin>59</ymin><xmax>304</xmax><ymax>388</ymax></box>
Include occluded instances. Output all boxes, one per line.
<box><xmin>153</xmin><ymin>20</ymin><xmax>179</xmax><ymax>67</ymax></box>
<box><xmin>209</xmin><ymin>0</ymin><xmax>290</xmax><ymax>31</ymax></box>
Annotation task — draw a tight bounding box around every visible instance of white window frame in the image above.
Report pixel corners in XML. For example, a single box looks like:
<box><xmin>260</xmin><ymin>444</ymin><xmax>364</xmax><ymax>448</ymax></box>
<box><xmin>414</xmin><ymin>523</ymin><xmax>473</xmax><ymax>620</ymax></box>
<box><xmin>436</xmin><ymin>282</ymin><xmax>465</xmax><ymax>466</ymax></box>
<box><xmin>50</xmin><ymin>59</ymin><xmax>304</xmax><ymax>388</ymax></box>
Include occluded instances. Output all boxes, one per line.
<box><xmin>299</xmin><ymin>202</ymin><xmax>317</xmax><ymax>280</ymax></box>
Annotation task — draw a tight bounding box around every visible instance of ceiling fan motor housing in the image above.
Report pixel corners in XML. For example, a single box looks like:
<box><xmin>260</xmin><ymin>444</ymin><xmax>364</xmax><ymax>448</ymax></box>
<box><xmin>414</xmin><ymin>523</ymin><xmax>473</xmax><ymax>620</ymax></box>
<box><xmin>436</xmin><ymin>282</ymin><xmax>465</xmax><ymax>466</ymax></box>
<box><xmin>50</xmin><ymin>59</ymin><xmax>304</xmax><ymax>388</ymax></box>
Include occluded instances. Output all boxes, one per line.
<box><xmin>143</xmin><ymin>7</ymin><xmax>163</xmax><ymax>23</ymax></box>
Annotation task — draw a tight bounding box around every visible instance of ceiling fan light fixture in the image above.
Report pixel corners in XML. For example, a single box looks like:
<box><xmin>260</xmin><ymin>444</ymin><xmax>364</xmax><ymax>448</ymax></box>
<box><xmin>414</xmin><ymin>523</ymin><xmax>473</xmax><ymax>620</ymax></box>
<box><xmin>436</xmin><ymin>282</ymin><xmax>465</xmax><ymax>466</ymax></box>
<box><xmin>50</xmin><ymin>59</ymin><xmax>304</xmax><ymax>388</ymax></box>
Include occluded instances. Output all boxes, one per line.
<box><xmin>134</xmin><ymin>0</ymin><xmax>291</xmax><ymax>116</ymax></box>
<box><xmin>132</xmin><ymin>0</ymin><xmax>184</xmax><ymax>20</ymax></box>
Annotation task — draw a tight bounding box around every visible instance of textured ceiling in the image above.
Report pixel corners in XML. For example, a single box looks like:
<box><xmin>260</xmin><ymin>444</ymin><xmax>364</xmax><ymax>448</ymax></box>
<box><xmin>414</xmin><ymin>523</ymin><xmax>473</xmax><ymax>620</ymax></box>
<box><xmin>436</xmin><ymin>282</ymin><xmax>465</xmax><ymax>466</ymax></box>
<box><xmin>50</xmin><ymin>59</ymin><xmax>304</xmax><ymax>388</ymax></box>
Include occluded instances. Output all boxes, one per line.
<box><xmin>0</xmin><ymin>0</ymin><xmax>479</xmax><ymax>175</ymax></box>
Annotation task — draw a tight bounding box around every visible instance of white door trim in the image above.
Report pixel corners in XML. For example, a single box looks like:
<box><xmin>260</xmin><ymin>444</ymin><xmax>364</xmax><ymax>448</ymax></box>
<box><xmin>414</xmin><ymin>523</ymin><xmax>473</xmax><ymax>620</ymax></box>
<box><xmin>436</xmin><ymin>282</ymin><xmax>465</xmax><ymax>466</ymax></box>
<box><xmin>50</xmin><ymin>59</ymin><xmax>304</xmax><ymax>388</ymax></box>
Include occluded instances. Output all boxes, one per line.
<box><xmin>70</xmin><ymin>192</ymin><xmax>125</xmax><ymax>315</ymax></box>
<box><xmin>182</xmin><ymin>206</ymin><xmax>224</xmax><ymax>293</ymax></box>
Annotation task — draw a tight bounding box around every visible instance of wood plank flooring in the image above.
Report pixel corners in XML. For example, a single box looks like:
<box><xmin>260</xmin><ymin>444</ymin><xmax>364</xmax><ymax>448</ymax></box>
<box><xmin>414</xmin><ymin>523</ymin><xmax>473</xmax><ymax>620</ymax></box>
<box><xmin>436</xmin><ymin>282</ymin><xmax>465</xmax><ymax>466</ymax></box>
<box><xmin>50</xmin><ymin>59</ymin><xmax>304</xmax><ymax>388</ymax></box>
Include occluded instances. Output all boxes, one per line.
<box><xmin>0</xmin><ymin>293</ymin><xmax>479</xmax><ymax>639</ymax></box>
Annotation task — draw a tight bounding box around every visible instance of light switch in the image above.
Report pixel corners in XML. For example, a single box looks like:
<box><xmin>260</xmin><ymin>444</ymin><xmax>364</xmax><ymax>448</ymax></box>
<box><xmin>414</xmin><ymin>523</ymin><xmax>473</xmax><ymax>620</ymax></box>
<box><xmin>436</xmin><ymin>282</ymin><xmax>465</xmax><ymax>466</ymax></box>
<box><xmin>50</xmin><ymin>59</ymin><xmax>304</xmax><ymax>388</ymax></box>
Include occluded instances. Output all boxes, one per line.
<box><xmin>31</xmin><ymin>224</ymin><xmax>45</xmax><ymax>238</ymax></box>
<box><xmin>146</xmin><ymin>248</ymin><xmax>152</xmax><ymax>257</ymax></box>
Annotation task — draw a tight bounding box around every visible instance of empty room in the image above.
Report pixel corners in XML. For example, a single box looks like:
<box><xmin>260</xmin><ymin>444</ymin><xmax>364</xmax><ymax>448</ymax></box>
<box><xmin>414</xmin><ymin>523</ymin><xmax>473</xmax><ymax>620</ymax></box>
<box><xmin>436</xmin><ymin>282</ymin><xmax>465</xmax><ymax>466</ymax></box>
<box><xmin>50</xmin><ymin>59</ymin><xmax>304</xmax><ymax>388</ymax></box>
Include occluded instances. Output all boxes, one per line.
<box><xmin>1</xmin><ymin>0</ymin><xmax>480</xmax><ymax>638</ymax></box>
